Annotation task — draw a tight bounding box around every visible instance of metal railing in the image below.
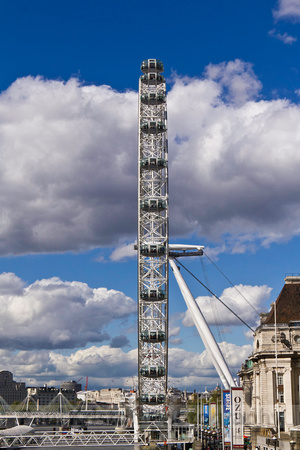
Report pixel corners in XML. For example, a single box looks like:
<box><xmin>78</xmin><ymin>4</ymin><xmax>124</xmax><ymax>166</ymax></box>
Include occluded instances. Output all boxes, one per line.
<box><xmin>0</xmin><ymin>410</ymin><xmax>124</xmax><ymax>420</ymax></box>
<box><xmin>0</xmin><ymin>428</ymin><xmax>194</xmax><ymax>447</ymax></box>
<box><xmin>0</xmin><ymin>429</ymin><xmax>143</xmax><ymax>447</ymax></box>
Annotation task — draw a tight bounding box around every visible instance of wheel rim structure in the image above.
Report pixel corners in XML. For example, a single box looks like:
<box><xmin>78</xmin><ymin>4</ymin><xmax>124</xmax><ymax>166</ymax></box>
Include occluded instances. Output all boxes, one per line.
<box><xmin>138</xmin><ymin>59</ymin><xmax>169</xmax><ymax>435</ymax></box>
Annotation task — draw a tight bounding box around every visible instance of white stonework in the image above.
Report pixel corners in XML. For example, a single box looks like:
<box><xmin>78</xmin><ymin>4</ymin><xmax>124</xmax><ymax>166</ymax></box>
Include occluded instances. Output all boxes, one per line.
<box><xmin>238</xmin><ymin>277</ymin><xmax>300</xmax><ymax>450</ymax></box>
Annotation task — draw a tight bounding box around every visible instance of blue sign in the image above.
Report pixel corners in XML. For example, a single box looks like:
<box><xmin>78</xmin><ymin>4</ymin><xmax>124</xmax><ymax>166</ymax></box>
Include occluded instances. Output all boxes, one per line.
<box><xmin>203</xmin><ymin>403</ymin><xmax>209</xmax><ymax>426</ymax></box>
<box><xmin>223</xmin><ymin>390</ymin><xmax>231</xmax><ymax>445</ymax></box>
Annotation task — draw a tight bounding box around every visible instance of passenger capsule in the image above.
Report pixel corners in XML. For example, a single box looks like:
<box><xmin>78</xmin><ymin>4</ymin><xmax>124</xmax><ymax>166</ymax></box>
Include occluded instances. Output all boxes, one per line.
<box><xmin>140</xmin><ymin>289</ymin><xmax>166</xmax><ymax>301</ymax></box>
<box><xmin>140</xmin><ymin>198</ymin><xmax>167</xmax><ymax>211</ymax></box>
<box><xmin>140</xmin><ymin>330</ymin><xmax>166</xmax><ymax>343</ymax></box>
<box><xmin>141</xmin><ymin>59</ymin><xmax>164</xmax><ymax>73</ymax></box>
<box><xmin>140</xmin><ymin>394</ymin><xmax>166</xmax><ymax>404</ymax></box>
<box><xmin>141</xmin><ymin>93</ymin><xmax>166</xmax><ymax>105</ymax></box>
<box><xmin>140</xmin><ymin>73</ymin><xmax>165</xmax><ymax>85</ymax></box>
<box><xmin>140</xmin><ymin>365</ymin><xmax>166</xmax><ymax>378</ymax></box>
<box><xmin>140</xmin><ymin>157</ymin><xmax>167</xmax><ymax>170</ymax></box>
<box><xmin>140</xmin><ymin>121</ymin><xmax>166</xmax><ymax>134</ymax></box>
<box><xmin>140</xmin><ymin>244</ymin><xmax>166</xmax><ymax>257</ymax></box>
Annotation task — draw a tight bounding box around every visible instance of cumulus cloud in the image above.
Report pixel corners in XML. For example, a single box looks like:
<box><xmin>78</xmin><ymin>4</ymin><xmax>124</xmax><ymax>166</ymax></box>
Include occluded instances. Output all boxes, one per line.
<box><xmin>0</xmin><ymin>273</ymin><xmax>136</xmax><ymax>350</ymax></box>
<box><xmin>0</xmin><ymin>77</ymin><xmax>137</xmax><ymax>255</ymax></box>
<box><xmin>268</xmin><ymin>28</ymin><xmax>297</xmax><ymax>43</ymax></box>
<box><xmin>273</xmin><ymin>0</ymin><xmax>300</xmax><ymax>20</ymax></box>
<box><xmin>168</xmin><ymin>66</ymin><xmax>300</xmax><ymax>248</ymax></box>
<box><xmin>182</xmin><ymin>284</ymin><xmax>271</xmax><ymax>328</ymax></box>
<box><xmin>168</xmin><ymin>343</ymin><xmax>252</xmax><ymax>381</ymax></box>
<box><xmin>1</xmin><ymin>63</ymin><xmax>300</xmax><ymax>255</ymax></box>
<box><xmin>2</xmin><ymin>343</ymin><xmax>251</xmax><ymax>390</ymax></box>
<box><xmin>204</xmin><ymin>59</ymin><xmax>262</xmax><ymax>105</ymax></box>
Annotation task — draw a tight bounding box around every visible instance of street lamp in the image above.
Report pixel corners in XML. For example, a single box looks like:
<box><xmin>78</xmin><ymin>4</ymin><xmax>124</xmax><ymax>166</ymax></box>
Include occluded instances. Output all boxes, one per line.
<box><xmin>272</xmin><ymin>435</ymin><xmax>278</xmax><ymax>450</ymax></box>
<box><xmin>290</xmin><ymin>440</ymin><xmax>296</xmax><ymax>450</ymax></box>
<box><xmin>197</xmin><ymin>392</ymin><xmax>200</xmax><ymax>441</ymax></box>
<box><xmin>212</xmin><ymin>431</ymin><xmax>216</xmax><ymax>450</ymax></box>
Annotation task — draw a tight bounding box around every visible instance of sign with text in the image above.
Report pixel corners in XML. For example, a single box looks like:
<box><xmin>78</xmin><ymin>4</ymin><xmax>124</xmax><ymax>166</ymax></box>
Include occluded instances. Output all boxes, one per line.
<box><xmin>222</xmin><ymin>390</ymin><xmax>231</xmax><ymax>447</ymax></box>
<box><xmin>231</xmin><ymin>387</ymin><xmax>244</xmax><ymax>449</ymax></box>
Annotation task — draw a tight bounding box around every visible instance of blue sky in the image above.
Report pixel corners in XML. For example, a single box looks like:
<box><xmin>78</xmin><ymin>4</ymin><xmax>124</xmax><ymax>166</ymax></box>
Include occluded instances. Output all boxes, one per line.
<box><xmin>0</xmin><ymin>0</ymin><xmax>299</xmax><ymax>392</ymax></box>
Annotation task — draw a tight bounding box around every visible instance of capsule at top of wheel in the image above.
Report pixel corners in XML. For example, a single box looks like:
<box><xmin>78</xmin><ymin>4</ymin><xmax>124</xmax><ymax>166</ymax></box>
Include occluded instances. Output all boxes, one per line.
<box><xmin>141</xmin><ymin>59</ymin><xmax>164</xmax><ymax>73</ymax></box>
<box><xmin>140</xmin><ymin>73</ymin><xmax>165</xmax><ymax>85</ymax></box>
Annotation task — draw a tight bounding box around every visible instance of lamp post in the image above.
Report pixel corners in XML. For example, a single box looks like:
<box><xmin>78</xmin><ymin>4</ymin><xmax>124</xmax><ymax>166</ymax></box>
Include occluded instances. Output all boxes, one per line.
<box><xmin>272</xmin><ymin>301</ymin><xmax>281</xmax><ymax>439</ymax></box>
<box><xmin>208</xmin><ymin>430</ymin><xmax>212</xmax><ymax>450</ymax></box>
<box><xmin>272</xmin><ymin>435</ymin><xmax>277</xmax><ymax>450</ymax></box>
<box><xmin>197</xmin><ymin>392</ymin><xmax>199</xmax><ymax>441</ymax></box>
<box><xmin>290</xmin><ymin>440</ymin><xmax>296</xmax><ymax>450</ymax></box>
<box><xmin>212</xmin><ymin>431</ymin><xmax>216</xmax><ymax>450</ymax></box>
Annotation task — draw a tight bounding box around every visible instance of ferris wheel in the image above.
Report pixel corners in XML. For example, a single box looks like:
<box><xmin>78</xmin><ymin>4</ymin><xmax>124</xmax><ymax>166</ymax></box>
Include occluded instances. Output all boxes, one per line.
<box><xmin>137</xmin><ymin>59</ymin><xmax>235</xmax><ymax>441</ymax></box>
<box><xmin>138</xmin><ymin>59</ymin><xmax>169</xmax><ymax>432</ymax></box>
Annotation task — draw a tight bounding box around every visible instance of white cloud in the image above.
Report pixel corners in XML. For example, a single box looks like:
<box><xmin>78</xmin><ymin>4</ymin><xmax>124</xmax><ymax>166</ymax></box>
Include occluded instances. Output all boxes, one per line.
<box><xmin>204</xmin><ymin>60</ymin><xmax>262</xmax><ymax>105</ymax></box>
<box><xmin>273</xmin><ymin>0</ymin><xmax>300</xmax><ymax>20</ymax></box>
<box><xmin>0</xmin><ymin>77</ymin><xmax>137</xmax><ymax>255</ymax></box>
<box><xmin>169</xmin><ymin>337</ymin><xmax>182</xmax><ymax>345</ymax></box>
<box><xmin>1</xmin><ymin>64</ymin><xmax>300</xmax><ymax>255</ymax></box>
<box><xmin>268</xmin><ymin>28</ymin><xmax>297</xmax><ymax>43</ymax></box>
<box><xmin>182</xmin><ymin>284</ymin><xmax>271</xmax><ymax>328</ymax></box>
<box><xmin>0</xmin><ymin>273</ymin><xmax>136</xmax><ymax>350</ymax></box>
<box><xmin>168</xmin><ymin>67</ymin><xmax>300</xmax><ymax>248</ymax></box>
<box><xmin>168</xmin><ymin>343</ymin><xmax>252</xmax><ymax>383</ymax></box>
<box><xmin>169</xmin><ymin>326</ymin><xmax>181</xmax><ymax>337</ymax></box>
<box><xmin>110</xmin><ymin>241</ymin><xmax>137</xmax><ymax>261</ymax></box>
<box><xmin>2</xmin><ymin>343</ymin><xmax>252</xmax><ymax>390</ymax></box>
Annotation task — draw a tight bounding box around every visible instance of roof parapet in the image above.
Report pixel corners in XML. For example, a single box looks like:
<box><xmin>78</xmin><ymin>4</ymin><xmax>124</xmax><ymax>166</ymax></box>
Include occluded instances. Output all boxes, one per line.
<box><xmin>284</xmin><ymin>276</ymin><xmax>300</xmax><ymax>284</ymax></box>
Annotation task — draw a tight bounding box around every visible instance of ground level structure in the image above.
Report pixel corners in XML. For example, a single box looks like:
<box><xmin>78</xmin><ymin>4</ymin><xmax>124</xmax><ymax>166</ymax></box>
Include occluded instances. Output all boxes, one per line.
<box><xmin>239</xmin><ymin>276</ymin><xmax>300</xmax><ymax>450</ymax></box>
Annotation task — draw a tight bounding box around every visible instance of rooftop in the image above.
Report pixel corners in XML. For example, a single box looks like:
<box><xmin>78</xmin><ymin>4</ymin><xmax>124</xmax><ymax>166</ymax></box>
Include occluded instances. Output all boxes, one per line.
<box><xmin>264</xmin><ymin>276</ymin><xmax>300</xmax><ymax>324</ymax></box>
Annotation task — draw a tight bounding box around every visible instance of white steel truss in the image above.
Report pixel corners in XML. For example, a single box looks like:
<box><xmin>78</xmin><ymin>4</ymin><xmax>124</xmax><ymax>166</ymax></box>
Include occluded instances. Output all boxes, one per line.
<box><xmin>0</xmin><ymin>427</ymin><xmax>194</xmax><ymax>447</ymax></box>
<box><xmin>138</xmin><ymin>59</ymin><xmax>169</xmax><ymax>431</ymax></box>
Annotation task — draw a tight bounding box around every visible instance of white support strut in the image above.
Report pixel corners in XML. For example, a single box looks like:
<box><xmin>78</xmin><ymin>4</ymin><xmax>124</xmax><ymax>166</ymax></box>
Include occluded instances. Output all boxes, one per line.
<box><xmin>169</xmin><ymin>258</ymin><xmax>236</xmax><ymax>389</ymax></box>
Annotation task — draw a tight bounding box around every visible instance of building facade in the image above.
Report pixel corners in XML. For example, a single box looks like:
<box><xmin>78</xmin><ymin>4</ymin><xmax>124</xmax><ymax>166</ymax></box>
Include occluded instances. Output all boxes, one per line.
<box><xmin>76</xmin><ymin>388</ymin><xmax>124</xmax><ymax>406</ymax></box>
<box><xmin>27</xmin><ymin>385</ymin><xmax>77</xmax><ymax>406</ymax></box>
<box><xmin>239</xmin><ymin>276</ymin><xmax>300</xmax><ymax>450</ymax></box>
<box><xmin>0</xmin><ymin>370</ymin><xmax>27</xmax><ymax>404</ymax></box>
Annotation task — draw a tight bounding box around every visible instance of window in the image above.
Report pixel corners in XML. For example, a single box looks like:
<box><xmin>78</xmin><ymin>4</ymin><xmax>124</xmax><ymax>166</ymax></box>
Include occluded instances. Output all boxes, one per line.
<box><xmin>279</xmin><ymin>411</ymin><xmax>285</xmax><ymax>431</ymax></box>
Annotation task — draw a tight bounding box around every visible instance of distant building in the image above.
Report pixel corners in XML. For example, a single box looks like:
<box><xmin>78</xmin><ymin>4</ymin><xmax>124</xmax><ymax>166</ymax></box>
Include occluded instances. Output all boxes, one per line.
<box><xmin>61</xmin><ymin>380</ymin><xmax>82</xmax><ymax>392</ymax></box>
<box><xmin>98</xmin><ymin>388</ymin><xmax>123</xmax><ymax>405</ymax></box>
<box><xmin>27</xmin><ymin>385</ymin><xmax>77</xmax><ymax>406</ymax></box>
<box><xmin>0</xmin><ymin>370</ymin><xmax>27</xmax><ymax>404</ymax></box>
<box><xmin>239</xmin><ymin>276</ymin><xmax>300</xmax><ymax>450</ymax></box>
<box><xmin>77</xmin><ymin>388</ymin><xmax>124</xmax><ymax>406</ymax></box>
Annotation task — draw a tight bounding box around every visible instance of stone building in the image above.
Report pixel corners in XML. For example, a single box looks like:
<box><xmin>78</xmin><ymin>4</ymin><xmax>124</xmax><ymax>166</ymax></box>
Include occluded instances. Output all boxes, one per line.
<box><xmin>27</xmin><ymin>385</ymin><xmax>77</xmax><ymax>406</ymax></box>
<box><xmin>77</xmin><ymin>388</ymin><xmax>124</xmax><ymax>406</ymax></box>
<box><xmin>0</xmin><ymin>370</ymin><xmax>27</xmax><ymax>404</ymax></box>
<box><xmin>0</xmin><ymin>370</ymin><xmax>27</xmax><ymax>405</ymax></box>
<box><xmin>238</xmin><ymin>276</ymin><xmax>300</xmax><ymax>450</ymax></box>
